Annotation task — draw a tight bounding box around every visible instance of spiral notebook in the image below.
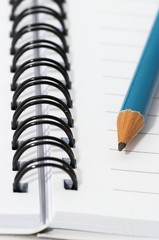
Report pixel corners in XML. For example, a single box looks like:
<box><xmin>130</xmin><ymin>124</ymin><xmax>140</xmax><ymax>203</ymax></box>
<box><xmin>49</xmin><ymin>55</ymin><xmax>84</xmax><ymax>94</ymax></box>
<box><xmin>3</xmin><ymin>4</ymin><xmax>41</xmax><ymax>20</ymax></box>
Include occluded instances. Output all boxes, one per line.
<box><xmin>1</xmin><ymin>0</ymin><xmax>159</xmax><ymax>239</ymax></box>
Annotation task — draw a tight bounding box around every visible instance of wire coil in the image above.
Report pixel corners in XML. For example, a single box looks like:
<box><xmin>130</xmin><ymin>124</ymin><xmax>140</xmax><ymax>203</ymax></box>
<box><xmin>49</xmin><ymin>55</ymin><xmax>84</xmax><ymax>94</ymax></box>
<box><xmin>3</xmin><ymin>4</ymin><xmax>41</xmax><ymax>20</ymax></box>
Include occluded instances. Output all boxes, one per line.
<box><xmin>10</xmin><ymin>0</ymin><xmax>77</xmax><ymax>192</ymax></box>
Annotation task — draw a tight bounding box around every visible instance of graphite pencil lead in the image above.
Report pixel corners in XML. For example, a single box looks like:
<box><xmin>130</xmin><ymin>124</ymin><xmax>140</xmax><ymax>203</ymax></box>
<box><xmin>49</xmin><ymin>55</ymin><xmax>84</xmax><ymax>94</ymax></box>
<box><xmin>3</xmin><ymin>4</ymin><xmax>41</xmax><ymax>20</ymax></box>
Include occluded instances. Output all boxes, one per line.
<box><xmin>118</xmin><ymin>142</ymin><xmax>126</xmax><ymax>151</ymax></box>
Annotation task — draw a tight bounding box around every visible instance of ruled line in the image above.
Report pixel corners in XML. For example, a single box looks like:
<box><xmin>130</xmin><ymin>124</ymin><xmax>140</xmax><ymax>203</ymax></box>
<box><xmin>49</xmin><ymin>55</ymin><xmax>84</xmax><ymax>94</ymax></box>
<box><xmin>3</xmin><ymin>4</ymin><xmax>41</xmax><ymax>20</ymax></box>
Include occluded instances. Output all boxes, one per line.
<box><xmin>107</xmin><ymin>129</ymin><xmax>159</xmax><ymax>136</ymax></box>
<box><xmin>105</xmin><ymin>110</ymin><xmax>122</xmax><ymax>114</ymax></box>
<box><xmin>113</xmin><ymin>189</ymin><xmax>159</xmax><ymax>195</ymax></box>
<box><xmin>104</xmin><ymin>92</ymin><xmax>159</xmax><ymax>99</ymax></box>
<box><xmin>99</xmin><ymin>26</ymin><xmax>148</xmax><ymax>33</ymax></box>
<box><xmin>111</xmin><ymin>168</ymin><xmax>159</xmax><ymax>175</ymax></box>
<box><xmin>98</xmin><ymin>11</ymin><xmax>154</xmax><ymax>19</ymax></box>
<box><xmin>100</xmin><ymin>42</ymin><xmax>142</xmax><ymax>48</ymax></box>
<box><xmin>102</xmin><ymin>75</ymin><xmax>131</xmax><ymax>80</ymax></box>
<box><xmin>104</xmin><ymin>93</ymin><xmax>125</xmax><ymax>96</ymax></box>
<box><xmin>109</xmin><ymin>148</ymin><xmax>159</xmax><ymax>155</ymax></box>
<box><xmin>101</xmin><ymin>58</ymin><xmax>137</xmax><ymax>64</ymax></box>
<box><xmin>105</xmin><ymin>110</ymin><xmax>159</xmax><ymax>117</ymax></box>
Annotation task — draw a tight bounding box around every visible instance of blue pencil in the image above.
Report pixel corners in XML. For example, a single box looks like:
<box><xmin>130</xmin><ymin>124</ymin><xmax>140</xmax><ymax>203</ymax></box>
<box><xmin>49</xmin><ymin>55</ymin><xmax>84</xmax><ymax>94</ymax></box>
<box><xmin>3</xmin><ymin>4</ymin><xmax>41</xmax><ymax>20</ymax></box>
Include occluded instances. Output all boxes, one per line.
<box><xmin>117</xmin><ymin>11</ymin><xmax>159</xmax><ymax>151</ymax></box>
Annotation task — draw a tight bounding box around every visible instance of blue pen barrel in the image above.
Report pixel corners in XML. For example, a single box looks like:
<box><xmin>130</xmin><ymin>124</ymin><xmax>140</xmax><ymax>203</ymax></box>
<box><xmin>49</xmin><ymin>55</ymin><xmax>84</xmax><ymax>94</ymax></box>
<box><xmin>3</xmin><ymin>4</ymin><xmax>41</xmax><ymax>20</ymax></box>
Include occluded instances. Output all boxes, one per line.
<box><xmin>121</xmin><ymin>11</ymin><xmax>159</xmax><ymax>118</ymax></box>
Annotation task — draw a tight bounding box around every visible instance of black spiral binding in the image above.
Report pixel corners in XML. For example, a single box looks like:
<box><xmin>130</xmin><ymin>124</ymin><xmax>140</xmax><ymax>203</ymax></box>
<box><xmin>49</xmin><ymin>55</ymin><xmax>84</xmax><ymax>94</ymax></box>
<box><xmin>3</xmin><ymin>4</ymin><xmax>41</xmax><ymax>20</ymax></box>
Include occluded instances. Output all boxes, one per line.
<box><xmin>10</xmin><ymin>0</ymin><xmax>78</xmax><ymax>192</ymax></box>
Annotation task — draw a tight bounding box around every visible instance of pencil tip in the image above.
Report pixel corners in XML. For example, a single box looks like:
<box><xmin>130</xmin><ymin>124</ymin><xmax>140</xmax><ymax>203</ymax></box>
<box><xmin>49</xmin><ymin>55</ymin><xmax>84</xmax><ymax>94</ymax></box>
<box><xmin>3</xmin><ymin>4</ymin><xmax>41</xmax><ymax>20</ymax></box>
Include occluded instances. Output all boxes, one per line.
<box><xmin>118</xmin><ymin>142</ymin><xmax>126</xmax><ymax>151</ymax></box>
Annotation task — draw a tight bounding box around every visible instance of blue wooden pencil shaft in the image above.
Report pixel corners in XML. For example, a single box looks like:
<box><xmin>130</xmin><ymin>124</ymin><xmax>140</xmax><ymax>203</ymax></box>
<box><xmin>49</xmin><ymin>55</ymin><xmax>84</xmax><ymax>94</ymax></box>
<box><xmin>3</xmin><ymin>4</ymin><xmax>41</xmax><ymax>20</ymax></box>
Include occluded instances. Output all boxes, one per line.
<box><xmin>121</xmin><ymin>11</ymin><xmax>159</xmax><ymax>118</ymax></box>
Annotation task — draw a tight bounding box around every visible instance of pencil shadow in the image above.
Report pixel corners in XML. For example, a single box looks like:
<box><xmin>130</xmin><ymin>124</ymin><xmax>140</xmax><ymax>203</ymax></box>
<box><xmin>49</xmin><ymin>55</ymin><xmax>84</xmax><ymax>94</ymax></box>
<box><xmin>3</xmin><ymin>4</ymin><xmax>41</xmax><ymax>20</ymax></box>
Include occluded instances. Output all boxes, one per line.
<box><xmin>124</xmin><ymin>134</ymin><xmax>145</xmax><ymax>154</ymax></box>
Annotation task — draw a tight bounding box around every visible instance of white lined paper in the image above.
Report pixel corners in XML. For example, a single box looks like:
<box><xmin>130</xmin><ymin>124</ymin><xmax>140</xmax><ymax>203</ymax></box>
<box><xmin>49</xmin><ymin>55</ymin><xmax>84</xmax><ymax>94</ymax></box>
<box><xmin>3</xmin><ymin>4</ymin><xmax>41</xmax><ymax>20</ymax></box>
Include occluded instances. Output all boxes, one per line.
<box><xmin>99</xmin><ymin>0</ymin><xmax>159</xmax><ymax>196</ymax></box>
<box><xmin>46</xmin><ymin>0</ymin><xmax>159</xmax><ymax>236</ymax></box>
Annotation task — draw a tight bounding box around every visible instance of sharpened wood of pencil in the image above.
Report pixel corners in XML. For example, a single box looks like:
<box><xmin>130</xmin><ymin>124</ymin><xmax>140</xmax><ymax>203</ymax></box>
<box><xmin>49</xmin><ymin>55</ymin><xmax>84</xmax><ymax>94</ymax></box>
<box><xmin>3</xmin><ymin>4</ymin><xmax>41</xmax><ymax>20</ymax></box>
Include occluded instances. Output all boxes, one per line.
<box><xmin>117</xmin><ymin>110</ymin><xmax>144</xmax><ymax>151</ymax></box>
<box><xmin>117</xmin><ymin>11</ymin><xmax>159</xmax><ymax>151</ymax></box>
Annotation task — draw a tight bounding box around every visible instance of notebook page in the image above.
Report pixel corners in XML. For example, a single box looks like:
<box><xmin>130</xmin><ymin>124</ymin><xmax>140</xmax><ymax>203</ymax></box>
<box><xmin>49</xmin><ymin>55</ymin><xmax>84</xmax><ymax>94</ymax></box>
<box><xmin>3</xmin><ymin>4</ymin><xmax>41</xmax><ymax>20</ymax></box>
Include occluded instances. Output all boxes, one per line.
<box><xmin>100</xmin><ymin>1</ymin><xmax>159</xmax><ymax>202</ymax></box>
<box><xmin>49</xmin><ymin>0</ymin><xmax>159</xmax><ymax>232</ymax></box>
<box><xmin>98</xmin><ymin>0</ymin><xmax>159</xmax><ymax>220</ymax></box>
